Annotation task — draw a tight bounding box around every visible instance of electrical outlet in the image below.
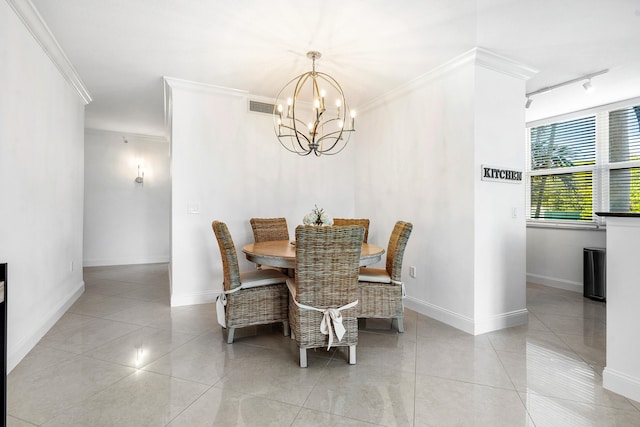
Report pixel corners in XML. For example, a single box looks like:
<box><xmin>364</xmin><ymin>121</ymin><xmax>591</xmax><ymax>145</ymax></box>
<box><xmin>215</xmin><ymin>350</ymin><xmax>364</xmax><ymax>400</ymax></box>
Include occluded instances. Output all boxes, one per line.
<box><xmin>410</xmin><ymin>266</ymin><xmax>417</xmax><ymax>278</ymax></box>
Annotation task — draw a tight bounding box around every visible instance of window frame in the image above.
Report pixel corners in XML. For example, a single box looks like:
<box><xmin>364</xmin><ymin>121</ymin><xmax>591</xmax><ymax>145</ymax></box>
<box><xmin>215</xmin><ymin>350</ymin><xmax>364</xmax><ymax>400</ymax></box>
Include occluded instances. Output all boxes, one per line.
<box><xmin>526</xmin><ymin>96</ymin><xmax>640</xmax><ymax>229</ymax></box>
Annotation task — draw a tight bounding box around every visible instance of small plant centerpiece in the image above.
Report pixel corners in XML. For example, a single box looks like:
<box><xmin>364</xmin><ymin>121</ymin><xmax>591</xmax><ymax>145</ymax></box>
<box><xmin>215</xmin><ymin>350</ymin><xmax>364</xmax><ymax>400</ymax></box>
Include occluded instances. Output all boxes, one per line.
<box><xmin>303</xmin><ymin>205</ymin><xmax>334</xmax><ymax>226</ymax></box>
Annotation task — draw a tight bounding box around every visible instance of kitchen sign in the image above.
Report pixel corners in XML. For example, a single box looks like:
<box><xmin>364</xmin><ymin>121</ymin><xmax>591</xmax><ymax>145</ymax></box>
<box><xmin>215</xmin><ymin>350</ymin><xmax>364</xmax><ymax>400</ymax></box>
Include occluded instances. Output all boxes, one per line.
<box><xmin>481</xmin><ymin>165</ymin><xmax>523</xmax><ymax>184</ymax></box>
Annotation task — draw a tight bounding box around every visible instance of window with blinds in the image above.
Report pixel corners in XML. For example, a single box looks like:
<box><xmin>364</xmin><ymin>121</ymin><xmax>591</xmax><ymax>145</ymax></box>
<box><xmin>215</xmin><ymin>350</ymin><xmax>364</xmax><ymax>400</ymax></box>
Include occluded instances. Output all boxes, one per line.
<box><xmin>526</xmin><ymin>102</ymin><xmax>640</xmax><ymax>223</ymax></box>
<box><xmin>530</xmin><ymin>117</ymin><xmax>596</xmax><ymax>170</ymax></box>
<box><xmin>608</xmin><ymin>106</ymin><xmax>640</xmax><ymax>213</ymax></box>
<box><xmin>529</xmin><ymin>116</ymin><xmax>596</xmax><ymax>221</ymax></box>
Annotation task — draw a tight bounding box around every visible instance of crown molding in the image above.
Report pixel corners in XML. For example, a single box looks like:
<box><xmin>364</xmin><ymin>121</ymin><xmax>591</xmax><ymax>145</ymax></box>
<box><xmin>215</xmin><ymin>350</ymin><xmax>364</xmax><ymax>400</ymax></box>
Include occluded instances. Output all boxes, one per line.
<box><xmin>360</xmin><ymin>47</ymin><xmax>538</xmax><ymax>113</ymax></box>
<box><xmin>6</xmin><ymin>0</ymin><xmax>92</xmax><ymax>105</ymax></box>
<box><xmin>84</xmin><ymin>128</ymin><xmax>168</xmax><ymax>143</ymax></box>
<box><xmin>474</xmin><ymin>47</ymin><xmax>538</xmax><ymax>80</ymax></box>
<box><xmin>163</xmin><ymin>77</ymin><xmax>249</xmax><ymax>140</ymax></box>
<box><xmin>163</xmin><ymin>76</ymin><xmax>248</xmax><ymax>98</ymax></box>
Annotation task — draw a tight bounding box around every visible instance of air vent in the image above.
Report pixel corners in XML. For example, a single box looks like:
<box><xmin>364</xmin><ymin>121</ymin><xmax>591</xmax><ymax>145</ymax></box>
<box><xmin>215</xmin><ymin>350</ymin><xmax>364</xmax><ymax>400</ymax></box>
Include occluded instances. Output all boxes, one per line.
<box><xmin>249</xmin><ymin>100</ymin><xmax>275</xmax><ymax>115</ymax></box>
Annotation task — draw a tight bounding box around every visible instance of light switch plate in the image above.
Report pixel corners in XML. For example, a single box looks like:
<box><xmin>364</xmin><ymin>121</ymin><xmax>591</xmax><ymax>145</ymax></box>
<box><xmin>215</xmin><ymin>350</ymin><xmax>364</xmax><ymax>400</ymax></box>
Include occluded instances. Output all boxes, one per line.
<box><xmin>187</xmin><ymin>202</ymin><xmax>201</xmax><ymax>214</ymax></box>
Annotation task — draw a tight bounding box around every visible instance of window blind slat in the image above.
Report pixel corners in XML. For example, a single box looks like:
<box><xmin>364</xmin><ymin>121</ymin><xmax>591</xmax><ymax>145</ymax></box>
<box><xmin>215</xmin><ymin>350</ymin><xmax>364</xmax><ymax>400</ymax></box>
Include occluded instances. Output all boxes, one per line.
<box><xmin>530</xmin><ymin>116</ymin><xmax>596</xmax><ymax>170</ymax></box>
<box><xmin>609</xmin><ymin>167</ymin><xmax>640</xmax><ymax>213</ymax></box>
<box><xmin>530</xmin><ymin>172</ymin><xmax>593</xmax><ymax>221</ymax></box>
<box><xmin>609</xmin><ymin>106</ymin><xmax>640</xmax><ymax>163</ymax></box>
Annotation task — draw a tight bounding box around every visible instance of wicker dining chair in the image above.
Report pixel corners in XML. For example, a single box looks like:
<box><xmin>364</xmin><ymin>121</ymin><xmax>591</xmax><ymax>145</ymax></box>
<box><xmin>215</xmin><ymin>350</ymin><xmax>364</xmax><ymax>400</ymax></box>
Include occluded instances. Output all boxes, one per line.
<box><xmin>250</xmin><ymin>217</ymin><xmax>290</xmax><ymax>242</ymax></box>
<box><xmin>287</xmin><ymin>225</ymin><xmax>364</xmax><ymax>367</ymax></box>
<box><xmin>332</xmin><ymin>218</ymin><xmax>370</xmax><ymax>243</ymax></box>
<box><xmin>249</xmin><ymin>217</ymin><xmax>290</xmax><ymax>270</ymax></box>
<box><xmin>212</xmin><ymin>221</ymin><xmax>289</xmax><ymax>343</ymax></box>
<box><xmin>357</xmin><ymin>221</ymin><xmax>413</xmax><ymax>332</ymax></box>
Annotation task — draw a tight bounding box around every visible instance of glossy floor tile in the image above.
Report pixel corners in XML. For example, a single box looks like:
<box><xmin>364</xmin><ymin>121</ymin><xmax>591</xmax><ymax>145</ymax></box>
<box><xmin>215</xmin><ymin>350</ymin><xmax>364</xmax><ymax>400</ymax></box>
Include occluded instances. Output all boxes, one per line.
<box><xmin>7</xmin><ymin>264</ymin><xmax>640</xmax><ymax>426</ymax></box>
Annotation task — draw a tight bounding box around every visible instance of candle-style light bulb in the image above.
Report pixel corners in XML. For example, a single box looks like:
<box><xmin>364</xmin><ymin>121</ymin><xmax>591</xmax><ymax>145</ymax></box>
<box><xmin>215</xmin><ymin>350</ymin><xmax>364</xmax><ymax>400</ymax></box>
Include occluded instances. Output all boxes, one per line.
<box><xmin>350</xmin><ymin>110</ymin><xmax>356</xmax><ymax>129</ymax></box>
<box><xmin>336</xmin><ymin>99</ymin><xmax>342</xmax><ymax>117</ymax></box>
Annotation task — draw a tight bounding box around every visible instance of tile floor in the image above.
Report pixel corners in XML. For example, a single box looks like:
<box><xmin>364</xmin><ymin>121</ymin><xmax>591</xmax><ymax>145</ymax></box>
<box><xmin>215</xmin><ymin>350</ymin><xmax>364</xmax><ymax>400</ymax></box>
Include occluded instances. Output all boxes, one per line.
<box><xmin>7</xmin><ymin>263</ymin><xmax>640</xmax><ymax>426</ymax></box>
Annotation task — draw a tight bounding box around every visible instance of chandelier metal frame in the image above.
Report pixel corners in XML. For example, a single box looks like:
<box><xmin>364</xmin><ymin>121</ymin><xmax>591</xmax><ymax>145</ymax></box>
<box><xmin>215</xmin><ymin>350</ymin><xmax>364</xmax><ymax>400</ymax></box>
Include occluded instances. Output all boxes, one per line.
<box><xmin>273</xmin><ymin>51</ymin><xmax>355</xmax><ymax>156</ymax></box>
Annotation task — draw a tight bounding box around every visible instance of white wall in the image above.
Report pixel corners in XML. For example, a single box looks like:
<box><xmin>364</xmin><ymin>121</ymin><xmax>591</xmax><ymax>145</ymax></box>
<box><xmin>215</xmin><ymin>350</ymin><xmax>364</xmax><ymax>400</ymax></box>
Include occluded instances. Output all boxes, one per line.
<box><xmin>165</xmin><ymin>79</ymin><xmax>357</xmax><ymax>306</ymax></box>
<box><xmin>355</xmin><ymin>49</ymin><xmax>531</xmax><ymax>334</ymax></box>
<box><xmin>83</xmin><ymin>129</ymin><xmax>170</xmax><ymax>266</ymax></box>
<box><xmin>165</xmin><ymin>50</ymin><xmax>532</xmax><ymax>335</ymax></box>
<box><xmin>0</xmin><ymin>0</ymin><xmax>87</xmax><ymax>371</ymax></box>
<box><xmin>356</xmin><ymin>59</ymin><xmax>476</xmax><ymax>324</ymax></box>
<box><xmin>526</xmin><ymin>226</ymin><xmax>606</xmax><ymax>292</ymax></box>
<box><xmin>473</xmin><ymin>65</ymin><xmax>527</xmax><ymax>331</ymax></box>
<box><xmin>602</xmin><ymin>217</ymin><xmax>640</xmax><ymax>402</ymax></box>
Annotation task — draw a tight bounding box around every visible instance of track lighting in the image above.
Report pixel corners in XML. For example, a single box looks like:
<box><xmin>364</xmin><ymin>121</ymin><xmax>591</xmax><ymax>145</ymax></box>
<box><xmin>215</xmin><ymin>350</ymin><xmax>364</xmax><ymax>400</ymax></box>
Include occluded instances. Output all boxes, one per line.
<box><xmin>525</xmin><ymin>69</ymin><xmax>608</xmax><ymax>108</ymax></box>
<box><xmin>583</xmin><ymin>79</ymin><xmax>594</xmax><ymax>93</ymax></box>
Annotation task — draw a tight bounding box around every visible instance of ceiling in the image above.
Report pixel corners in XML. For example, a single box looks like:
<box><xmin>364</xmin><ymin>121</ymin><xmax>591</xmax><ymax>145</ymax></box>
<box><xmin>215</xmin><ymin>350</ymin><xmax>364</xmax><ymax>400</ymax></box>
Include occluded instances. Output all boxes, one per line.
<box><xmin>29</xmin><ymin>0</ymin><xmax>640</xmax><ymax>136</ymax></box>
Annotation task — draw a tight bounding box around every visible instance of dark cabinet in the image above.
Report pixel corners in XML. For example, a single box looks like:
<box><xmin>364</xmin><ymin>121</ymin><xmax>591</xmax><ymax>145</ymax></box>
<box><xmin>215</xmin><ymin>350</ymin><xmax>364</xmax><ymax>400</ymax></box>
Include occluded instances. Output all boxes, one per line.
<box><xmin>0</xmin><ymin>263</ymin><xmax>5</xmax><ymax>426</ymax></box>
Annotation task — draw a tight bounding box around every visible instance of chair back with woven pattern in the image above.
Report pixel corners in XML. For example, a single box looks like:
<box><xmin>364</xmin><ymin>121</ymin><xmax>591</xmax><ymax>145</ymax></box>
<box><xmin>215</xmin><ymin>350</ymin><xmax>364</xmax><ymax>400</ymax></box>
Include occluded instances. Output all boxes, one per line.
<box><xmin>211</xmin><ymin>221</ymin><xmax>241</xmax><ymax>291</ymax></box>
<box><xmin>295</xmin><ymin>225</ymin><xmax>364</xmax><ymax>307</ymax></box>
<box><xmin>250</xmin><ymin>217</ymin><xmax>289</xmax><ymax>242</ymax></box>
<box><xmin>332</xmin><ymin>218</ymin><xmax>370</xmax><ymax>243</ymax></box>
<box><xmin>385</xmin><ymin>221</ymin><xmax>413</xmax><ymax>283</ymax></box>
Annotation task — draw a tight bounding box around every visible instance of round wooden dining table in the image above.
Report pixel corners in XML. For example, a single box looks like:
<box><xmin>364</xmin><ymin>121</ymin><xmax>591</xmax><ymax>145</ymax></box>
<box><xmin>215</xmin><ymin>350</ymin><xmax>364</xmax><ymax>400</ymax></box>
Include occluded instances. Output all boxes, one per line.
<box><xmin>242</xmin><ymin>240</ymin><xmax>385</xmax><ymax>269</ymax></box>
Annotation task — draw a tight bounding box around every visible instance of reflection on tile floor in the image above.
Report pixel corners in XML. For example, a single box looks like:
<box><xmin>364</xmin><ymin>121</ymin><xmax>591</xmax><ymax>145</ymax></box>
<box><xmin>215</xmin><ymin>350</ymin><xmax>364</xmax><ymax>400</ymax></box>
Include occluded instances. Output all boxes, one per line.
<box><xmin>7</xmin><ymin>265</ymin><xmax>640</xmax><ymax>426</ymax></box>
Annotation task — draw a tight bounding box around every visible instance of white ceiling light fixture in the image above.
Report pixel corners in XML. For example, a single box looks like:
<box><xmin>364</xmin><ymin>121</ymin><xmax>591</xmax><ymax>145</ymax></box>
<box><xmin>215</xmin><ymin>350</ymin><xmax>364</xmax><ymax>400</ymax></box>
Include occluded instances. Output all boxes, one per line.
<box><xmin>273</xmin><ymin>51</ymin><xmax>355</xmax><ymax>156</ymax></box>
<box><xmin>525</xmin><ymin>69</ymin><xmax>608</xmax><ymax>108</ymax></box>
<box><xmin>583</xmin><ymin>79</ymin><xmax>594</xmax><ymax>93</ymax></box>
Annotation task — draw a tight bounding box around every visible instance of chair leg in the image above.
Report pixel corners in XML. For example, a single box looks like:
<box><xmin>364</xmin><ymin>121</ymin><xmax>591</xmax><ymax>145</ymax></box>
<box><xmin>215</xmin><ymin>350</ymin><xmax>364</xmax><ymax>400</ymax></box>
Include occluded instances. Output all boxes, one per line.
<box><xmin>226</xmin><ymin>327</ymin><xmax>235</xmax><ymax>344</ymax></box>
<box><xmin>348</xmin><ymin>345</ymin><xmax>356</xmax><ymax>365</ymax></box>
<box><xmin>397</xmin><ymin>317</ymin><xmax>404</xmax><ymax>333</ymax></box>
<box><xmin>283</xmin><ymin>320</ymin><xmax>290</xmax><ymax>337</ymax></box>
<box><xmin>299</xmin><ymin>348</ymin><xmax>307</xmax><ymax>368</ymax></box>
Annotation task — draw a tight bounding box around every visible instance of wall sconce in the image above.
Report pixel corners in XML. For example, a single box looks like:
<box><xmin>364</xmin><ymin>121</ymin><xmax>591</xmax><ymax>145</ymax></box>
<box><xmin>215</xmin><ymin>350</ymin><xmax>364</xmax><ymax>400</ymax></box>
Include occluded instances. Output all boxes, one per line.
<box><xmin>135</xmin><ymin>165</ymin><xmax>144</xmax><ymax>183</ymax></box>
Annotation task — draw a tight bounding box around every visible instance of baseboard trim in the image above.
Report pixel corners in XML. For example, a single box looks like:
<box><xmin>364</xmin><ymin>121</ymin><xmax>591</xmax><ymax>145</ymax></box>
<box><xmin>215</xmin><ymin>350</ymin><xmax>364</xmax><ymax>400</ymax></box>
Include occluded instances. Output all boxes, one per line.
<box><xmin>8</xmin><ymin>279</ymin><xmax>85</xmax><ymax>372</ymax></box>
<box><xmin>473</xmin><ymin>309</ymin><xmax>529</xmax><ymax>335</ymax></box>
<box><xmin>171</xmin><ymin>289</ymin><xmax>219</xmax><ymax>307</ymax></box>
<box><xmin>404</xmin><ymin>297</ymin><xmax>528</xmax><ymax>335</ymax></box>
<box><xmin>83</xmin><ymin>256</ymin><xmax>170</xmax><ymax>267</ymax></box>
<box><xmin>603</xmin><ymin>367</ymin><xmax>640</xmax><ymax>403</ymax></box>
<box><xmin>526</xmin><ymin>273</ymin><xmax>582</xmax><ymax>293</ymax></box>
<box><xmin>404</xmin><ymin>296</ymin><xmax>475</xmax><ymax>334</ymax></box>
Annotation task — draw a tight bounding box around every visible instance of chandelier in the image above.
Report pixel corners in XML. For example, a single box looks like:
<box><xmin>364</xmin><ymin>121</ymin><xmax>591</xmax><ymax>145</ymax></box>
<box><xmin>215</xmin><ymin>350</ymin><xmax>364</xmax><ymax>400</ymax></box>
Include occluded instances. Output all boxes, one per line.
<box><xmin>273</xmin><ymin>51</ymin><xmax>355</xmax><ymax>156</ymax></box>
